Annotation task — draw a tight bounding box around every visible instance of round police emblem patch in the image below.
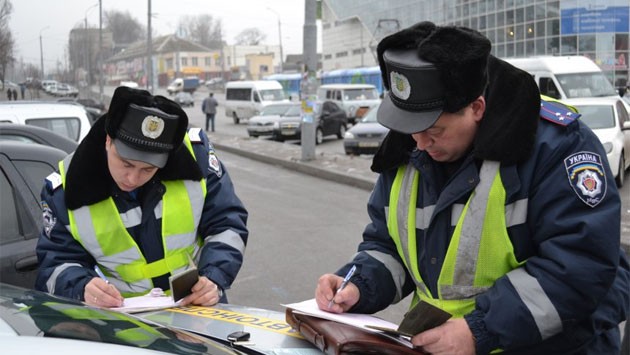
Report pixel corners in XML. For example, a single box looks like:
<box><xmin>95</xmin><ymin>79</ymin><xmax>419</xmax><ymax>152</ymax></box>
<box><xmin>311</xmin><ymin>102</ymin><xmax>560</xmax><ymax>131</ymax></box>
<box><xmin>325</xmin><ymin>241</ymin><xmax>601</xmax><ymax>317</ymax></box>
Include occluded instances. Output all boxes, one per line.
<box><xmin>564</xmin><ymin>151</ymin><xmax>607</xmax><ymax>207</ymax></box>
<box><xmin>390</xmin><ymin>71</ymin><xmax>411</xmax><ymax>100</ymax></box>
<box><xmin>41</xmin><ymin>201</ymin><xmax>56</xmax><ymax>238</ymax></box>
<box><xmin>141</xmin><ymin>115</ymin><xmax>165</xmax><ymax>139</ymax></box>
<box><xmin>208</xmin><ymin>151</ymin><xmax>222</xmax><ymax>178</ymax></box>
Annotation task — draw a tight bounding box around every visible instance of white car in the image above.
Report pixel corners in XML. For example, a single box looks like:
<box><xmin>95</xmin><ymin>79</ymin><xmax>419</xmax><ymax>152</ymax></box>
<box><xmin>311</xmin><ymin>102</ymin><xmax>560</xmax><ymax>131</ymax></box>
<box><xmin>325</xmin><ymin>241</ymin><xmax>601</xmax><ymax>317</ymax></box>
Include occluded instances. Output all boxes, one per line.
<box><xmin>565</xmin><ymin>97</ymin><xmax>630</xmax><ymax>187</ymax></box>
<box><xmin>0</xmin><ymin>102</ymin><xmax>92</xmax><ymax>142</ymax></box>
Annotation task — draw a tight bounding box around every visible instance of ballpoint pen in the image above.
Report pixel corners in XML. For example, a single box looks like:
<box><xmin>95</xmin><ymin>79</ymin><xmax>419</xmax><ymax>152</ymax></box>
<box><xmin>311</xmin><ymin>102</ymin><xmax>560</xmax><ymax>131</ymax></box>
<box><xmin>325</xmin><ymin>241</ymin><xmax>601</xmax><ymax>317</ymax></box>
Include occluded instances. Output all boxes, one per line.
<box><xmin>94</xmin><ymin>265</ymin><xmax>110</xmax><ymax>284</ymax></box>
<box><xmin>328</xmin><ymin>264</ymin><xmax>357</xmax><ymax>308</ymax></box>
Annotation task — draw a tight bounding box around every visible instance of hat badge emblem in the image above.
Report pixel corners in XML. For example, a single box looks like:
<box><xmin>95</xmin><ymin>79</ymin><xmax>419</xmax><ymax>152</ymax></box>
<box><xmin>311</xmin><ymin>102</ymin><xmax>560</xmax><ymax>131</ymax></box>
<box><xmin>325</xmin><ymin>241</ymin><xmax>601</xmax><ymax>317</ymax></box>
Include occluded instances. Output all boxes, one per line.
<box><xmin>390</xmin><ymin>71</ymin><xmax>411</xmax><ymax>100</ymax></box>
<box><xmin>141</xmin><ymin>115</ymin><xmax>165</xmax><ymax>139</ymax></box>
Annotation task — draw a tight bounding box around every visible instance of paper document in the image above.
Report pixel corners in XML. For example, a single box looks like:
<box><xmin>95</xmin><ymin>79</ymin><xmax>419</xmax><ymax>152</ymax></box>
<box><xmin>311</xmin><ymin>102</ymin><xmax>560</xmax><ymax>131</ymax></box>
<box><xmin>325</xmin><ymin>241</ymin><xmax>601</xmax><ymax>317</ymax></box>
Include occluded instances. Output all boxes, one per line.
<box><xmin>111</xmin><ymin>288</ymin><xmax>180</xmax><ymax>313</ymax></box>
<box><xmin>282</xmin><ymin>298</ymin><xmax>399</xmax><ymax>332</ymax></box>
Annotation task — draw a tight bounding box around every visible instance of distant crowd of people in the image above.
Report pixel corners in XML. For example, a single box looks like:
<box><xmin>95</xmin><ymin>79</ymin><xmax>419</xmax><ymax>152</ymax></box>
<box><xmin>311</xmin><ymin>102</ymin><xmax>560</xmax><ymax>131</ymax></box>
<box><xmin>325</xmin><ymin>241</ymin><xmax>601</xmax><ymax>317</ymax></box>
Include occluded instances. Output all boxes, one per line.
<box><xmin>5</xmin><ymin>85</ymin><xmax>25</xmax><ymax>101</ymax></box>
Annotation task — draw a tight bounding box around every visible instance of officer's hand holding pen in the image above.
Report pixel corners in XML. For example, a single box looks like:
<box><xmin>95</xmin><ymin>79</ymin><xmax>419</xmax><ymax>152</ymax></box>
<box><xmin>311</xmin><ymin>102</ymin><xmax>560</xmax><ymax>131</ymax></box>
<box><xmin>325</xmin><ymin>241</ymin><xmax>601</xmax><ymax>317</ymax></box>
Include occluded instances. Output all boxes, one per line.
<box><xmin>85</xmin><ymin>265</ymin><xmax>124</xmax><ymax>307</ymax></box>
<box><xmin>315</xmin><ymin>265</ymin><xmax>360</xmax><ymax>313</ymax></box>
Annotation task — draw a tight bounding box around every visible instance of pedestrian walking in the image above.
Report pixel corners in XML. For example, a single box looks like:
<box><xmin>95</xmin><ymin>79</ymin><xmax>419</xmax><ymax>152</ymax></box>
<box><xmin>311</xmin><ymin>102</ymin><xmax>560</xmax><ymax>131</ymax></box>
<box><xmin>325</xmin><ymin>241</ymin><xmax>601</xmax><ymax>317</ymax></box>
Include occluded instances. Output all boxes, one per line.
<box><xmin>202</xmin><ymin>92</ymin><xmax>218</xmax><ymax>132</ymax></box>
<box><xmin>36</xmin><ymin>86</ymin><xmax>249</xmax><ymax>308</ymax></box>
<box><xmin>314</xmin><ymin>21</ymin><xmax>629</xmax><ymax>355</ymax></box>
<box><xmin>6</xmin><ymin>87</ymin><xmax>13</xmax><ymax>101</ymax></box>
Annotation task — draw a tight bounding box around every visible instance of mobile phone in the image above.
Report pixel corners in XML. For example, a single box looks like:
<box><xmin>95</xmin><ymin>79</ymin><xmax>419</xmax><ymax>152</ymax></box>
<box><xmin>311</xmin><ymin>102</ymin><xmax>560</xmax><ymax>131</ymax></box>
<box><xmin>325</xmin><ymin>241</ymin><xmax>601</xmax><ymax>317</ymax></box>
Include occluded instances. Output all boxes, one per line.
<box><xmin>227</xmin><ymin>331</ymin><xmax>250</xmax><ymax>343</ymax></box>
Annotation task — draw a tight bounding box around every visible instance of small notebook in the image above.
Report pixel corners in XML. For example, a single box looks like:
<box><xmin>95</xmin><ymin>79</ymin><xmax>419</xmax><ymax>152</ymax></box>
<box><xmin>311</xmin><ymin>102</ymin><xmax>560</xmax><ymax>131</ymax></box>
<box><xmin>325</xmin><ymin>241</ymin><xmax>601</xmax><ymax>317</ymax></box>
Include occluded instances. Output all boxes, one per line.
<box><xmin>169</xmin><ymin>267</ymin><xmax>199</xmax><ymax>302</ymax></box>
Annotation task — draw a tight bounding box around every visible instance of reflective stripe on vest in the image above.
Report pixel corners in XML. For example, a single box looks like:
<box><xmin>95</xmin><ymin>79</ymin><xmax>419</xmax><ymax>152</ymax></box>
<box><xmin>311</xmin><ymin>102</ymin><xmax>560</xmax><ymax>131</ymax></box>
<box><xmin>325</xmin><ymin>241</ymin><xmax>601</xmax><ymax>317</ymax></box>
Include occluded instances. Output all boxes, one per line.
<box><xmin>42</xmin><ymin>302</ymin><xmax>166</xmax><ymax>346</ymax></box>
<box><xmin>388</xmin><ymin>161</ymin><xmax>524</xmax><ymax>318</ymax></box>
<box><xmin>60</xmin><ymin>136</ymin><xmax>206</xmax><ymax>297</ymax></box>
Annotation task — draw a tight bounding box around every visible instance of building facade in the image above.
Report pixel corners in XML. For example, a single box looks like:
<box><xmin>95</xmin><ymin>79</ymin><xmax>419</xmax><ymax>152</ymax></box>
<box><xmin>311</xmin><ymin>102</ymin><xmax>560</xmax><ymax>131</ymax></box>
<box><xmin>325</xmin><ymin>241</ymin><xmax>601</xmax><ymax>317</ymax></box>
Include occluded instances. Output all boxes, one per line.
<box><xmin>104</xmin><ymin>35</ymin><xmax>282</xmax><ymax>88</ymax></box>
<box><xmin>321</xmin><ymin>0</ymin><xmax>630</xmax><ymax>89</ymax></box>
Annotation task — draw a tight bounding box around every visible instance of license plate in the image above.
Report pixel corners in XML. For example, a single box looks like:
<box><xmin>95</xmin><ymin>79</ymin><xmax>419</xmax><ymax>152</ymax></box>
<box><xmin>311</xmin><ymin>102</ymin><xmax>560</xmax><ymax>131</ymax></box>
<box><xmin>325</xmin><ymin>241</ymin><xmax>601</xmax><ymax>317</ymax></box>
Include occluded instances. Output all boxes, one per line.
<box><xmin>358</xmin><ymin>142</ymin><xmax>380</xmax><ymax>147</ymax></box>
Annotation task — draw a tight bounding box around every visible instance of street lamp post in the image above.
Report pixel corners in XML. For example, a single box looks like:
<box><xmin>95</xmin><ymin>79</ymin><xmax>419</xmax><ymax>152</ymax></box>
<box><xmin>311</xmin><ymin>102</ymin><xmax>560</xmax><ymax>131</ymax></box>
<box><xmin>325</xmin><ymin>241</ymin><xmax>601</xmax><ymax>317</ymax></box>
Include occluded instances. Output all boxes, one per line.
<box><xmin>84</xmin><ymin>3</ymin><xmax>98</xmax><ymax>90</ymax></box>
<box><xmin>267</xmin><ymin>7</ymin><xmax>284</xmax><ymax>73</ymax></box>
<box><xmin>39</xmin><ymin>26</ymin><xmax>50</xmax><ymax>79</ymax></box>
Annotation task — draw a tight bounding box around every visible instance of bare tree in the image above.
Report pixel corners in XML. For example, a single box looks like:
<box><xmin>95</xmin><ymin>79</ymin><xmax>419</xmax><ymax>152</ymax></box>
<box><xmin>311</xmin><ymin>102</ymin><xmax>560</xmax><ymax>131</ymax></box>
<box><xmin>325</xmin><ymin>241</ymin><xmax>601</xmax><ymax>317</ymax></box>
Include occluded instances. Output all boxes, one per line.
<box><xmin>234</xmin><ymin>27</ymin><xmax>267</xmax><ymax>46</ymax></box>
<box><xmin>104</xmin><ymin>9</ymin><xmax>145</xmax><ymax>47</ymax></box>
<box><xmin>0</xmin><ymin>0</ymin><xmax>14</xmax><ymax>86</ymax></box>
<box><xmin>178</xmin><ymin>14</ymin><xmax>223</xmax><ymax>49</ymax></box>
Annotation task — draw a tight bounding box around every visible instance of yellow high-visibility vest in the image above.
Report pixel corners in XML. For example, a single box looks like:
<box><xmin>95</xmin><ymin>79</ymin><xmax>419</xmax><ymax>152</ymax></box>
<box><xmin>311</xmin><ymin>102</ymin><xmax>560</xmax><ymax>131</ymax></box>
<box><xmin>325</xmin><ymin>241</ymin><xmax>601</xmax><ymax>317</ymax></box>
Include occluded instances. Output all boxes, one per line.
<box><xmin>388</xmin><ymin>160</ymin><xmax>524</xmax><ymax>317</ymax></box>
<box><xmin>60</xmin><ymin>136</ymin><xmax>206</xmax><ymax>296</ymax></box>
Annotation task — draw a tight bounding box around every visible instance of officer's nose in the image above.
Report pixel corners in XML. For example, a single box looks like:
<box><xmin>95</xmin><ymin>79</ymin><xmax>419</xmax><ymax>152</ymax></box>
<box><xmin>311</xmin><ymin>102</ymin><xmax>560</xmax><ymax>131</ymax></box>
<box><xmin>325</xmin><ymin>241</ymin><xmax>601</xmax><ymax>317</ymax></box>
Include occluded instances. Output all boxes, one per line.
<box><xmin>412</xmin><ymin>131</ymin><xmax>433</xmax><ymax>151</ymax></box>
<box><xmin>127</xmin><ymin>169</ymin><xmax>142</xmax><ymax>185</ymax></box>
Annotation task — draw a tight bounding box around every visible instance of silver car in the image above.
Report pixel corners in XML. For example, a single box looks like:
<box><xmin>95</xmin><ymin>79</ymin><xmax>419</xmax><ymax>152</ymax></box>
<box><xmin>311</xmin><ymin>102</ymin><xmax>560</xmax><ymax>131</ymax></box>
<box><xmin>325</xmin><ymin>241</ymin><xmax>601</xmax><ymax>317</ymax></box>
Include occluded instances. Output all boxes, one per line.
<box><xmin>343</xmin><ymin>103</ymin><xmax>389</xmax><ymax>155</ymax></box>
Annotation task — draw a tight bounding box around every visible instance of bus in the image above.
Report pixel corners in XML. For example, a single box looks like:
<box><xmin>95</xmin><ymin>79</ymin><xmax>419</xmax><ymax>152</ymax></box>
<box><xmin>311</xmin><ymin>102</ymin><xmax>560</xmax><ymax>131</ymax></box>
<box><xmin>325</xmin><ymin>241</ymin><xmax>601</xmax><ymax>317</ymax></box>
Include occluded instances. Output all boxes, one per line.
<box><xmin>265</xmin><ymin>66</ymin><xmax>386</xmax><ymax>99</ymax></box>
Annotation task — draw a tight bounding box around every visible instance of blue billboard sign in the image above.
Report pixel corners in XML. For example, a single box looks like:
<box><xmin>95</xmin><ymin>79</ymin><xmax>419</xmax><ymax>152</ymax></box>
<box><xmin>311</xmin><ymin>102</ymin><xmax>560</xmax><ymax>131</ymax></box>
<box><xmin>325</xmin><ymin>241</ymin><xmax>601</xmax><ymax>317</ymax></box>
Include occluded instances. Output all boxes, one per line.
<box><xmin>561</xmin><ymin>5</ymin><xmax>629</xmax><ymax>34</ymax></box>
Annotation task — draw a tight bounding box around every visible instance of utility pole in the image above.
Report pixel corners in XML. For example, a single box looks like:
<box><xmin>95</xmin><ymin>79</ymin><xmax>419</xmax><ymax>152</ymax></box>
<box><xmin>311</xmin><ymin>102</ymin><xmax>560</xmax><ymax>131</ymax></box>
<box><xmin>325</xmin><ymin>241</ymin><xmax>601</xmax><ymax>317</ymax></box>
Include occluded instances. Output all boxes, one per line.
<box><xmin>267</xmin><ymin>7</ymin><xmax>284</xmax><ymax>73</ymax></box>
<box><xmin>39</xmin><ymin>26</ymin><xmax>49</xmax><ymax>79</ymax></box>
<box><xmin>300</xmin><ymin>0</ymin><xmax>318</xmax><ymax>161</ymax></box>
<box><xmin>147</xmin><ymin>0</ymin><xmax>153</xmax><ymax>92</ymax></box>
<box><xmin>98</xmin><ymin>0</ymin><xmax>103</xmax><ymax>101</ymax></box>
<box><xmin>85</xmin><ymin>16</ymin><xmax>90</xmax><ymax>88</ymax></box>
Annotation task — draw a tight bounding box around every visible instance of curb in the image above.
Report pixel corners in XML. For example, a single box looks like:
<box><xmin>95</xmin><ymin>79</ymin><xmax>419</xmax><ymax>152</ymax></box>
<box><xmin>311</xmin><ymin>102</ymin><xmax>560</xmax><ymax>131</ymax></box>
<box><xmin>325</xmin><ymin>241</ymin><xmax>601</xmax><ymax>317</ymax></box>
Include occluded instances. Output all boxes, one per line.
<box><xmin>212</xmin><ymin>140</ymin><xmax>377</xmax><ymax>191</ymax></box>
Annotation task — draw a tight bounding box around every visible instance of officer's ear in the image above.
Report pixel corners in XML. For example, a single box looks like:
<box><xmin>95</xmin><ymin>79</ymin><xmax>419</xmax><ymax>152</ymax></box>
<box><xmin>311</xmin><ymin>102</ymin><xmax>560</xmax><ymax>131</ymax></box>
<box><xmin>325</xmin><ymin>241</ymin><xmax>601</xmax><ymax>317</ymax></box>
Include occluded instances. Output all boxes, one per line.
<box><xmin>470</xmin><ymin>96</ymin><xmax>486</xmax><ymax>123</ymax></box>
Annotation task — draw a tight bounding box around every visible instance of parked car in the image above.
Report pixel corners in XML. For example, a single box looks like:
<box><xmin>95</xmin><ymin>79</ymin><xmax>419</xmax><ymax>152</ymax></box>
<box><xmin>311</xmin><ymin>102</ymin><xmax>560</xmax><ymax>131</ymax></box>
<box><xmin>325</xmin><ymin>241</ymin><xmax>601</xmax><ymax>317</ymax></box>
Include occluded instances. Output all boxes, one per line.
<box><xmin>0</xmin><ymin>102</ymin><xmax>92</xmax><ymax>142</ymax></box>
<box><xmin>272</xmin><ymin>101</ymin><xmax>348</xmax><ymax>144</ymax></box>
<box><xmin>120</xmin><ymin>80</ymin><xmax>139</xmax><ymax>88</ymax></box>
<box><xmin>0</xmin><ymin>123</ymin><xmax>78</xmax><ymax>153</ymax></box>
<box><xmin>0</xmin><ymin>141</ymin><xmax>67</xmax><ymax>288</ymax></box>
<box><xmin>316</xmin><ymin>84</ymin><xmax>381</xmax><ymax>124</ymax></box>
<box><xmin>76</xmin><ymin>97</ymin><xmax>107</xmax><ymax>111</ymax></box>
<box><xmin>343</xmin><ymin>103</ymin><xmax>389</xmax><ymax>155</ymax></box>
<box><xmin>246</xmin><ymin>102</ymin><xmax>301</xmax><ymax>140</ymax></box>
<box><xmin>0</xmin><ymin>283</ymin><xmax>245</xmax><ymax>355</ymax></box>
<box><xmin>56</xmin><ymin>98</ymin><xmax>104</xmax><ymax>125</ymax></box>
<box><xmin>565</xmin><ymin>96</ymin><xmax>630</xmax><ymax>187</ymax></box>
<box><xmin>174</xmin><ymin>92</ymin><xmax>195</xmax><ymax>107</ymax></box>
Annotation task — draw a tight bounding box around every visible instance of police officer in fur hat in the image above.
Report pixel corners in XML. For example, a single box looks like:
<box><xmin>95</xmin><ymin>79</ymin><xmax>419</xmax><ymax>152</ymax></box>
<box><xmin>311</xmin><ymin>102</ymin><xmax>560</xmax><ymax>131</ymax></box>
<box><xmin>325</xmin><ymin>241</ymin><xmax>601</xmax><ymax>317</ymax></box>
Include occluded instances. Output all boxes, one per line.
<box><xmin>315</xmin><ymin>22</ymin><xmax>629</xmax><ymax>354</ymax></box>
<box><xmin>36</xmin><ymin>86</ymin><xmax>248</xmax><ymax>308</ymax></box>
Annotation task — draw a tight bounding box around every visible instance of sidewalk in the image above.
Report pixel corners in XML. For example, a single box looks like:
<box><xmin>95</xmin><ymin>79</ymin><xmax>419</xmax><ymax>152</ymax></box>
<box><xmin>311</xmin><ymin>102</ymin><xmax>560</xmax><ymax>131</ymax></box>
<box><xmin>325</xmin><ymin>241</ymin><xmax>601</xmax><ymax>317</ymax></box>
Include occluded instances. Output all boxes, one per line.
<box><xmin>209</xmin><ymin>132</ymin><xmax>379</xmax><ymax>191</ymax></box>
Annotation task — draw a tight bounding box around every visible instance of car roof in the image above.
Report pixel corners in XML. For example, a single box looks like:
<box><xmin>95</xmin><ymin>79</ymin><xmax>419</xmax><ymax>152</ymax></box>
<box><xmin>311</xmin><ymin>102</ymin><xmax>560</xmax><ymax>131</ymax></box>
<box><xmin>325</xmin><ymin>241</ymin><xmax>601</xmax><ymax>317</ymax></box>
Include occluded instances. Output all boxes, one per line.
<box><xmin>0</xmin><ymin>140</ymin><xmax>67</xmax><ymax>163</ymax></box>
<box><xmin>0</xmin><ymin>123</ymin><xmax>78</xmax><ymax>153</ymax></box>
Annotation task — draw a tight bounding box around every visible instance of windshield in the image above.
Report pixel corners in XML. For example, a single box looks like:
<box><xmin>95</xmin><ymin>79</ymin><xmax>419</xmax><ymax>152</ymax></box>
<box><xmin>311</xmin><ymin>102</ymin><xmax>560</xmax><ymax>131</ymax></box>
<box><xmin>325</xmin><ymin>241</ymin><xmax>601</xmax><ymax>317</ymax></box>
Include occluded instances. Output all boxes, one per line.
<box><xmin>345</xmin><ymin>88</ymin><xmax>379</xmax><ymax>100</ymax></box>
<box><xmin>261</xmin><ymin>104</ymin><xmax>297</xmax><ymax>116</ymax></box>
<box><xmin>556</xmin><ymin>73</ymin><xmax>618</xmax><ymax>98</ymax></box>
<box><xmin>574</xmin><ymin>105</ymin><xmax>616</xmax><ymax>129</ymax></box>
<box><xmin>259</xmin><ymin>89</ymin><xmax>285</xmax><ymax>101</ymax></box>
<box><xmin>360</xmin><ymin>104</ymin><xmax>379</xmax><ymax>123</ymax></box>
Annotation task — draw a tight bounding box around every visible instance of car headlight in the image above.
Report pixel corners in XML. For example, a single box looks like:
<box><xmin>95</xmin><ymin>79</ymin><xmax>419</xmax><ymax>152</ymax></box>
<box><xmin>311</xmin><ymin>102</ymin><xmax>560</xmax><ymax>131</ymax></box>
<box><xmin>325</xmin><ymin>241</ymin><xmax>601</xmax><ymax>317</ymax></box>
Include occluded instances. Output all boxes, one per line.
<box><xmin>602</xmin><ymin>142</ymin><xmax>613</xmax><ymax>153</ymax></box>
<box><xmin>344</xmin><ymin>131</ymin><xmax>355</xmax><ymax>139</ymax></box>
<box><xmin>273</xmin><ymin>121</ymin><xmax>279</xmax><ymax>128</ymax></box>
<box><xmin>349</xmin><ymin>106</ymin><xmax>356</xmax><ymax>116</ymax></box>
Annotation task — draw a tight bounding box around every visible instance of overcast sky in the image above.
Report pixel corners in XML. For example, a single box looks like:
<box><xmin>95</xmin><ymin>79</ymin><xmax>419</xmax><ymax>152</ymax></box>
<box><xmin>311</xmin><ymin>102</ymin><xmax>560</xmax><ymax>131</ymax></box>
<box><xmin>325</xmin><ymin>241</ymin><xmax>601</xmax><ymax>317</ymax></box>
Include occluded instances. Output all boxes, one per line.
<box><xmin>9</xmin><ymin>0</ymin><xmax>314</xmax><ymax>72</ymax></box>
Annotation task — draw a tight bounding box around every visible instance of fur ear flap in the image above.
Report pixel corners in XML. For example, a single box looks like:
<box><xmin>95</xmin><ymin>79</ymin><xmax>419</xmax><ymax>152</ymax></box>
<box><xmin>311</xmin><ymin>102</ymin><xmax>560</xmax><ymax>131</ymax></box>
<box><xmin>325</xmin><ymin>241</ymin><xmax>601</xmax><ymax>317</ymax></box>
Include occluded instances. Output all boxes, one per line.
<box><xmin>418</xmin><ymin>26</ymin><xmax>491</xmax><ymax>113</ymax></box>
<box><xmin>473</xmin><ymin>56</ymin><xmax>540</xmax><ymax>164</ymax></box>
<box><xmin>371</xmin><ymin>130</ymin><xmax>416</xmax><ymax>173</ymax></box>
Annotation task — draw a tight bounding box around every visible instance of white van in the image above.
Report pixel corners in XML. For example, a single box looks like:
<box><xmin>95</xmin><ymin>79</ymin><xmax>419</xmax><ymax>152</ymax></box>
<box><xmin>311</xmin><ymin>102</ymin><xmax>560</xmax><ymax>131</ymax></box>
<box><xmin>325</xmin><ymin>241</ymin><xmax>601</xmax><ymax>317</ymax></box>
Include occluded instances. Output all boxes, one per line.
<box><xmin>225</xmin><ymin>80</ymin><xmax>287</xmax><ymax>124</ymax></box>
<box><xmin>504</xmin><ymin>56</ymin><xmax>619</xmax><ymax>100</ymax></box>
<box><xmin>316</xmin><ymin>84</ymin><xmax>380</xmax><ymax>124</ymax></box>
<box><xmin>0</xmin><ymin>102</ymin><xmax>92</xmax><ymax>142</ymax></box>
